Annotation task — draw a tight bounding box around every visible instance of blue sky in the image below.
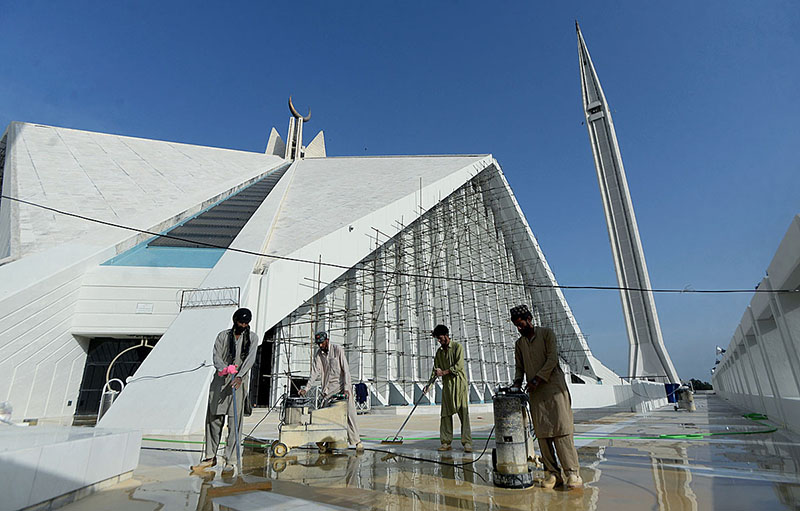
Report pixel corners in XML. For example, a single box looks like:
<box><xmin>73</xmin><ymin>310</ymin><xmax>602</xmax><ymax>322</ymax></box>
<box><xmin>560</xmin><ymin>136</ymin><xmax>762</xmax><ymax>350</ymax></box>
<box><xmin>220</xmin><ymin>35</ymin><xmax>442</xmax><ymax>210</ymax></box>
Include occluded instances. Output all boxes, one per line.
<box><xmin>1</xmin><ymin>2</ymin><xmax>798</xmax><ymax>381</ymax></box>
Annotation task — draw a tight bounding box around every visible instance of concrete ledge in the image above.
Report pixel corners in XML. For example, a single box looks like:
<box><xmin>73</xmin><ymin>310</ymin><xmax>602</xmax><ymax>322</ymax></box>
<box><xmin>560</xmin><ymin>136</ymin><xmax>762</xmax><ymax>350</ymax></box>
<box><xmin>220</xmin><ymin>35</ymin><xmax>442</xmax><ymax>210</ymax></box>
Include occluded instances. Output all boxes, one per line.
<box><xmin>0</xmin><ymin>426</ymin><xmax>140</xmax><ymax>511</ymax></box>
<box><xmin>23</xmin><ymin>470</ymin><xmax>133</xmax><ymax>511</ymax></box>
<box><xmin>369</xmin><ymin>403</ymin><xmax>494</xmax><ymax>416</ymax></box>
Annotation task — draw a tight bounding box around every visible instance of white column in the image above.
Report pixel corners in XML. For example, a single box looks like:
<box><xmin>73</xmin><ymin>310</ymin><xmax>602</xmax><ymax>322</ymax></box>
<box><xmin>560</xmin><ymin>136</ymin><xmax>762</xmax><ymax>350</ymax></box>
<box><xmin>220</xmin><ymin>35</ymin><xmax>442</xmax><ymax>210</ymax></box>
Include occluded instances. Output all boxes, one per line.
<box><xmin>748</xmin><ymin>307</ymin><xmax>787</xmax><ymax>425</ymax></box>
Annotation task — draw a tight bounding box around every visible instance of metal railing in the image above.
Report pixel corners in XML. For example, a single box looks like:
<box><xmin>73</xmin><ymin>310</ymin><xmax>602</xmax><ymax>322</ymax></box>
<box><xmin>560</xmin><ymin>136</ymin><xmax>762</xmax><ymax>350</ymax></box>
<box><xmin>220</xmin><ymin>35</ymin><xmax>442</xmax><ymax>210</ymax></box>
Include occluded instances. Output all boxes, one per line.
<box><xmin>180</xmin><ymin>286</ymin><xmax>240</xmax><ymax>310</ymax></box>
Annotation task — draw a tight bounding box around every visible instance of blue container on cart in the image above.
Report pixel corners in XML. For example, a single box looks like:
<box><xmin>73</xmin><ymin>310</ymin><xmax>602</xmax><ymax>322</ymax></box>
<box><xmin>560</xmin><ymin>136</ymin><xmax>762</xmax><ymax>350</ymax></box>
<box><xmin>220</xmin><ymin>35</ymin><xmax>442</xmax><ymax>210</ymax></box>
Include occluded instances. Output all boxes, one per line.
<box><xmin>665</xmin><ymin>383</ymin><xmax>680</xmax><ymax>403</ymax></box>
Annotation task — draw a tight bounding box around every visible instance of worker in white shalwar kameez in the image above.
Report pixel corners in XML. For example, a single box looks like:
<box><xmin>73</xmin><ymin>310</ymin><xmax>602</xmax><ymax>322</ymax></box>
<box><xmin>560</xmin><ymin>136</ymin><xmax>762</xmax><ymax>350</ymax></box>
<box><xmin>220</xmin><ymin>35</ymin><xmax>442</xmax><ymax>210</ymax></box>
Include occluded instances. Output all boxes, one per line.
<box><xmin>191</xmin><ymin>308</ymin><xmax>258</xmax><ymax>473</ymax></box>
<box><xmin>299</xmin><ymin>331</ymin><xmax>363</xmax><ymax>451</ymax></box>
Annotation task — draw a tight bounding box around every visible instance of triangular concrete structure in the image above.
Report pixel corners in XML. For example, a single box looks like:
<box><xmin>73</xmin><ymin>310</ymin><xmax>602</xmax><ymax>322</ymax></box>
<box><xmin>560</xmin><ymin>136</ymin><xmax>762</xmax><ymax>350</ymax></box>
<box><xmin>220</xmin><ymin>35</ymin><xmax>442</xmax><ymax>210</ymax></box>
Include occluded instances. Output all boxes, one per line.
<box><xmin>1</xmin><ymin>122</ymin><xmax>284</xmax><ymax>261</ymax></box>
<box><xmin>304</xmin><ymin>130</ymin><xmax>326</xmax><ymax>158</ymax></box>
<box><xmin>265</xmin><ymin>127</ymin><xmax>285</xmax><ymax>157</ymax></box>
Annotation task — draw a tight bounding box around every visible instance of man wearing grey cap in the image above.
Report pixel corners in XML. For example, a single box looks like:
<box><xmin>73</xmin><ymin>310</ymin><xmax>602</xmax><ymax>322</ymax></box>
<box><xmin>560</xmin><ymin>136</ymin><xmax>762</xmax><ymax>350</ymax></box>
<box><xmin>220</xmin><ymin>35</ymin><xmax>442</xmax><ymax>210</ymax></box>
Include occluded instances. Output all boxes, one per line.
<box><xmin>300</xmin><ymin>331</ymin><xmax>363</xmax><ymax>451</ymax></box>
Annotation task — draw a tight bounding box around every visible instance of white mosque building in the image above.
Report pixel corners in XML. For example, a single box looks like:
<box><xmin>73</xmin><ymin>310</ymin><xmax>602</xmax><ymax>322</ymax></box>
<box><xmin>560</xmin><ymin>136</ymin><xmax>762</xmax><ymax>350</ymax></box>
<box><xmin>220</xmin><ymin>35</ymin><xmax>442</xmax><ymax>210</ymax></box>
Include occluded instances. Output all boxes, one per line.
<box><xmin>0</xmin><ymin>100</ymin><xmax>641</xmax><ymax>435</ymax></box>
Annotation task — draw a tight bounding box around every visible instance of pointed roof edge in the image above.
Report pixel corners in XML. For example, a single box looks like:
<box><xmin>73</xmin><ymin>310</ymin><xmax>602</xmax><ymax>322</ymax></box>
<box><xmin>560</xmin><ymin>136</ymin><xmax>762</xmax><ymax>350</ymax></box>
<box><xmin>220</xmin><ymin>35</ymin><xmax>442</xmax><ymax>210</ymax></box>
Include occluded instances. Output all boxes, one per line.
<box><xmin>265</xmin><ymin>127</ymin><xmax>286</xmax><ymax>157</ymax></box>
<box><xmin>304</xmin><ymin>130</ymin><xmax>326</xmax><ymax>158</ymax></box>
<box><xmin>255</xmin><ymin>156</ymin><xmax>497</xmax><ymax>328</ymax></box>
<box><xmin>7</xmin><ymin>121</ymin><xmax>274</xmax><ymax>156</ymax></box>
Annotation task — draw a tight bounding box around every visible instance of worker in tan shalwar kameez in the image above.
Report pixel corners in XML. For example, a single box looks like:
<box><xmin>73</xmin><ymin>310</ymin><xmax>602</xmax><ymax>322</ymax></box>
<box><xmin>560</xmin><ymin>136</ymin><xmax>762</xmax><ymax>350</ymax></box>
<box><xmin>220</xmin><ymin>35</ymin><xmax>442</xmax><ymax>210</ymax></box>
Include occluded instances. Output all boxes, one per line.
<box><xmin>510</xmin><ymin>304</ymin><xmax>583</xmax><ymax>490</ymax></box>
<box><xmin>300</xmin><ymin>331</ymin><xmax>363</xmax><ymax>451</ymax></box>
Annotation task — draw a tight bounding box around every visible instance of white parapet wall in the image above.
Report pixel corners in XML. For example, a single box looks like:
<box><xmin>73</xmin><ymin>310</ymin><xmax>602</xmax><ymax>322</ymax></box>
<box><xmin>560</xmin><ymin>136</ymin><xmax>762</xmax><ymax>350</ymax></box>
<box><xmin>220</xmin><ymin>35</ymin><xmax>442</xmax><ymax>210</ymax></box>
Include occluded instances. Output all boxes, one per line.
<box><xmin>372</xmin><ymin>380</ymin><xmax>669</xmax><ymax>415</ymax></box>
<box><xmin>569</xmin><ymin>380</ymin><xmax>668</xmax><ymax>413</ymax></box>
<box><xmin>713</xmin><ymin>215</ymin><xmax>800</xmax><ymax>433</ymax></box>
<box><xmin>0</xmin><ymin>426</ymin><xmax>141</xmax><ymax>511</ymax></box>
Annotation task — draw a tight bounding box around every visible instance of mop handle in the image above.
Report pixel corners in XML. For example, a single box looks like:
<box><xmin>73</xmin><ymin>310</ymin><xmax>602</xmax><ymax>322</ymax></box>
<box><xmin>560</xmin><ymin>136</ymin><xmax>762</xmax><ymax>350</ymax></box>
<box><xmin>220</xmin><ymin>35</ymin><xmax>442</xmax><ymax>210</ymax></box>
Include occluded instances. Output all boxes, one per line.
<box><xmin>231</xmin><ymin>379</ymin><xmax>243</xmax><ymax>475</ymax></box>
<box><xmin>389</xmin><ymin>376</ymin><xmax>436</xmax><ymax>440</ymax></box>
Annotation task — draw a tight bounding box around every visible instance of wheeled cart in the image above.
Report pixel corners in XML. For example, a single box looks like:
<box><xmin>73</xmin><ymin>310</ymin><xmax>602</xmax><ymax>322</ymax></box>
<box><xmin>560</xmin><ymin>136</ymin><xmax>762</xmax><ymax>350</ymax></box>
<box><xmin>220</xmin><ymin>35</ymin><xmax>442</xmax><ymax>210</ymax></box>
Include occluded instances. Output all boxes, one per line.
<box><xmin>270</xmin><ymin>395</ymin><xmax>349</xmax><ymax>458</ymax></box>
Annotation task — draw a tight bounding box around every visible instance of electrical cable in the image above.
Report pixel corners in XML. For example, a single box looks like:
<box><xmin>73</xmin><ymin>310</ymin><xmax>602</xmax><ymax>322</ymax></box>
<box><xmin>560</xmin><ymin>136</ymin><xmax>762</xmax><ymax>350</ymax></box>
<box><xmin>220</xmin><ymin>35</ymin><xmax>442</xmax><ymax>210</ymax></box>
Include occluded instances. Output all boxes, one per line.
<box><xmin>141</xmin><ymin>429</ymin><xmax>498</xmax><ymax>482</ymax></box>
<box><xmin>357</xmin><ymin>425</ymin><xmax>495</xmax><ymax>474</ymax></box>
<box><xmin>245</xmin><ymin>394</ymin><xmax>284</xmax><ymax>439</ymax></box>
<box><xmin>125</xmin><ymin>362</ymin><xmax>212</xmax><ymax>384</ymax></box>
<box><xmin>292</xmin><ymin>443</ymin><xmax>483</xmax><ymax>483</ymax></box>
<box><xmin>2</xmin><ymin>194</ymin><xmax>796</xmax><ymax>295</ymax></box>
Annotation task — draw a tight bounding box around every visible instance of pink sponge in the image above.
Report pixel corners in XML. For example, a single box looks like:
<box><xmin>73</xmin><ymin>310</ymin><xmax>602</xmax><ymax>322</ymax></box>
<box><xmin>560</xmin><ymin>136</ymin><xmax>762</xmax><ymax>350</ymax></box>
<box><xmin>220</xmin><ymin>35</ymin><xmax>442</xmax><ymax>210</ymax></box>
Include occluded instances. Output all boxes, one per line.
<box><xmin>217</xmin><ymin>364</ymin><xmax>238</xmax><ymax>376</ymax></box>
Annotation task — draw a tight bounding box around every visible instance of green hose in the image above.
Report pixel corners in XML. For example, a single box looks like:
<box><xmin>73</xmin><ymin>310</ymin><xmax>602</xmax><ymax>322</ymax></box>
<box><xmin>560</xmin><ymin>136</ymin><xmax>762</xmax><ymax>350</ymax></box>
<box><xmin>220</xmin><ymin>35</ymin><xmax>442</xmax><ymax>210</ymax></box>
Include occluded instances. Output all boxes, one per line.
<box><xmin>141</xmin><ymin>437</ymin><xmax>271</xmax><ymax>449</ymax></box>
<box><xmin>143</xmin><ymin>412</ymin><xmax>776</xmax><ymax>447</ymax></box>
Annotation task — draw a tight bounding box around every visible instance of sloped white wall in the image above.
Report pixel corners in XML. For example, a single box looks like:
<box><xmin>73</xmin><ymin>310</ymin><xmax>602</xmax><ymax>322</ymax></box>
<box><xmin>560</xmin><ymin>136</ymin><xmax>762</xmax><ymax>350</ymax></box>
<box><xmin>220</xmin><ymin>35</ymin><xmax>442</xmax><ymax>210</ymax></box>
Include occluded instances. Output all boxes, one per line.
<box><xmin>0</xmin><ymin>121</ymin><xmax>286</xmax><ymax>421</ymax></box>
<box><xmin>0</xmin><ymin>245</ymin><xmax>109</xmax><ymax>419</ymax></box>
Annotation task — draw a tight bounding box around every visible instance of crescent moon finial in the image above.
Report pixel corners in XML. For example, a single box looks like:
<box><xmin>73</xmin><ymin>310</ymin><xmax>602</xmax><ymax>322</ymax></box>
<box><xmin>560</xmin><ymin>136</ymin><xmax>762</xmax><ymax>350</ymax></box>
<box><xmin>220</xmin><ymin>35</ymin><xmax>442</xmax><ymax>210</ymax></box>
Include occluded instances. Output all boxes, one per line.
<box><xmin>288</xmin><ymin>96</ymin><xmax>311</xmax><ymax>122</ymax></box>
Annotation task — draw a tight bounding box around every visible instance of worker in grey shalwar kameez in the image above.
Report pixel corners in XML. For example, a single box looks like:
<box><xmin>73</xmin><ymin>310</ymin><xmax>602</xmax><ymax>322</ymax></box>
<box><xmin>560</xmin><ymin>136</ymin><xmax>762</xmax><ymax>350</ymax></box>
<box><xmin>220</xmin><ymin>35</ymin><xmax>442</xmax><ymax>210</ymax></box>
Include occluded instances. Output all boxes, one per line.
<box><xmin>299</xmin><ymin>331</ymin><xmax>363</xmax><ymax>451</ymax></box>
<box><xmin>191</xmin><ymin>308</ymin><xmax>258</xmax><ymax>473</ymax></box>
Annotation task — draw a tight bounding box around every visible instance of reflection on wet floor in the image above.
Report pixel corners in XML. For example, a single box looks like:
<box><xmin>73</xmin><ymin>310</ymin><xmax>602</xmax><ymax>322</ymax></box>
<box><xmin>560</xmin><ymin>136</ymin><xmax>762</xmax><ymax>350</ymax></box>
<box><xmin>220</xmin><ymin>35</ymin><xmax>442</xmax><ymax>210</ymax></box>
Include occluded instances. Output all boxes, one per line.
<box><xmin>244</xmin><ymin>442</ymin><xmax>800</xmax><ymax>510</ymax></box>
<box><xmin>254</xmin><ymin>447</ymin><xmax>595</xmax><ymax>510</ymax></box>
<box><xmin>61</xmin><ymin>395</ymin><xmax>800</xmax><ymax>510</ymax></box>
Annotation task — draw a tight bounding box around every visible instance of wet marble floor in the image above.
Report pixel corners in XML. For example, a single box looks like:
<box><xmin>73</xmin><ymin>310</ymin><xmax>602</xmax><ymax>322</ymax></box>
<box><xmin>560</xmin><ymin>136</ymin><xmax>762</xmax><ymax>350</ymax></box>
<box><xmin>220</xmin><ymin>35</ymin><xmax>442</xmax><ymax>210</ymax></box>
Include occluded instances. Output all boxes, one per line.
<box><xmin>61</xmin><ymin>395</ymin><xmax>800</xmax><ymax>510</ymax></box>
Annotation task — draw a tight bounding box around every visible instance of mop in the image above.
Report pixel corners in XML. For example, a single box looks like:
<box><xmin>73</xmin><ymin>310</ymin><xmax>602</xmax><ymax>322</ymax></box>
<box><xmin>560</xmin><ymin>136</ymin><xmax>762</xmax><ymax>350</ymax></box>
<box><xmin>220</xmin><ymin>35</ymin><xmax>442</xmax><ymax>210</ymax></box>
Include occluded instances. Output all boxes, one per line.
<box><xmin>205</xmin><ymin>365</ymin><xmax>272</xmax><ymax>497</ymax></box>
<box><xmin>230</xmin><ymin>377</ymin><xmax>244</xmax><ymax>475</ymax></box>
<box><xmin>190</xmin><ymin>365</ymin><xmax>242</xmax><ymax>475</ymax></box>
<box><xmin>382</xmin><ymin>376</ymin><xmax>436</xmax><ymax>445</ymax></box>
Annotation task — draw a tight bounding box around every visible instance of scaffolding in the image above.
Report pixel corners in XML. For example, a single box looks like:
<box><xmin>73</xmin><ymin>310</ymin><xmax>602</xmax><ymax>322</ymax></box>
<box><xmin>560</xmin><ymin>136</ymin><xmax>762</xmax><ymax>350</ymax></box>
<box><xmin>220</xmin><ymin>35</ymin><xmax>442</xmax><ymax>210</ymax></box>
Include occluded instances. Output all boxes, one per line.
<box><xmin>268</xmin><ymin>164</ymin><xmax>598</xmax><ymax>406</ymax></box>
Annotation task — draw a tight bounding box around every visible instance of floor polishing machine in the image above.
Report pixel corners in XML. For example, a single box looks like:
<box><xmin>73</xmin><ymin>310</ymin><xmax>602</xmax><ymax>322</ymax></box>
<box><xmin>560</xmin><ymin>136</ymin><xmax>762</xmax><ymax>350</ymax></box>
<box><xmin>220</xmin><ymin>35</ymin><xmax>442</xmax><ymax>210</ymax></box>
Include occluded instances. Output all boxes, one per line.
<box><xmin>270</xmin><ymin>393</ymin><xmax>349</xmax><ymax>458</ymax></box>
<box><xmin>492</xmin><ymin>385</ymin><xmax>538</xmax><ymax>489</ymax></box>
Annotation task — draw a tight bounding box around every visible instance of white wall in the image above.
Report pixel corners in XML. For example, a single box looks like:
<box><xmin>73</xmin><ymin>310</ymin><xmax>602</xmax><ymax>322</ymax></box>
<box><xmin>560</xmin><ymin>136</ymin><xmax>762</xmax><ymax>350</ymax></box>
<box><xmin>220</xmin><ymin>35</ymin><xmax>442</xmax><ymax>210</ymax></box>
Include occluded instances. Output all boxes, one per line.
<box><xmin>0</xmin><ymin>245</ymin><xmax>111</xmax><ymax>420</ymax></box>
<box><xmin>0</xmin><ymin>124</ymin><xmax>286</xmax><ymax>422</ymax></box>
<box><xmin>72</xmin><ymin>266</ymin><xmax>209</xmax><ymax>336</ymax></box>
<box><xmin>0</xmin><ymin>253</ymin><xmax>211</xmax><ymax>420</ymax></box>
<box><xmin>569</xmin><ymin>380</ymin><xmax>668</xmax><ymax>412</ymax></box>
<box><xmin>0</xmin><ymin>129</ymin><xmax>11</xmax><ymax>262</ymax></box>
<box><xmin>713</xmin><ymin>215</ymin><xmax>800</xmax><ymax>433</ymax></box>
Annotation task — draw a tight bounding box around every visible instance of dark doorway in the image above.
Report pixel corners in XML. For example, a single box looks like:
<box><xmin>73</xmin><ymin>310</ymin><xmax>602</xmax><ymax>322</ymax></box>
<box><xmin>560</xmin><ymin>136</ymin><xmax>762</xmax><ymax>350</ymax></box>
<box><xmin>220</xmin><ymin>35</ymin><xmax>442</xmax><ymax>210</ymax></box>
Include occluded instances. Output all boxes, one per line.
<box><xmin>75</xmin><ymin>337</ymin><xmax>159</xmax><ymax>416</ymax></box>
<box><xmin>250</xmin><ymin>328</ymin><xmax>276</xmax><ymax>407</ymax></box>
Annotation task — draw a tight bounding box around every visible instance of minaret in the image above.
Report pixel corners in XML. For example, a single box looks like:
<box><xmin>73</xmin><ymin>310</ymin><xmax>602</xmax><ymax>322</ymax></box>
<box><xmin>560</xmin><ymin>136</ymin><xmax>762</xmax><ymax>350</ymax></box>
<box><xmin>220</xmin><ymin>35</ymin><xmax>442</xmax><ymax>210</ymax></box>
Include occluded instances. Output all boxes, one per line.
<box><xmin>286</xmin><ymin>96</ymin><xmax>311</xmax><ymax>160</ymax></box>
<box><xmin>265</xmin><ymin>98</ymin><xmax>326</xmax><ymax>159</ymax></box>
<box><xmin>576</xmin><ymin>22</ymin><xmax>680</xmax><ymax>383</ymax></box>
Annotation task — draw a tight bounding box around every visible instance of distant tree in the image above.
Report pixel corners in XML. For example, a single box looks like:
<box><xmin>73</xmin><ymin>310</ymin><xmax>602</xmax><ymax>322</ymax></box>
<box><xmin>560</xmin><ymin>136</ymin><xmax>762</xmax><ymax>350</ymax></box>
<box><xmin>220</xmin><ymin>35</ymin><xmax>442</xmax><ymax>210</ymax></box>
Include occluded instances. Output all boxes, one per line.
<box><xmin>689</xmin><ymin>378</ymin><xmax>713</xmax><ymax>391</ymax></box>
